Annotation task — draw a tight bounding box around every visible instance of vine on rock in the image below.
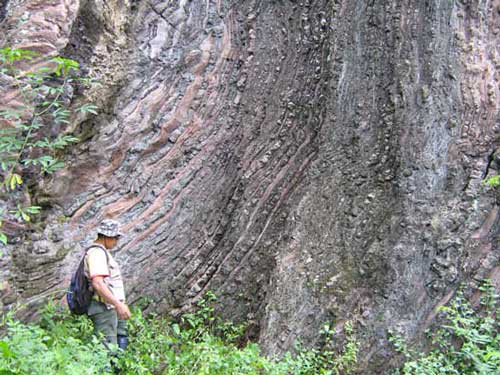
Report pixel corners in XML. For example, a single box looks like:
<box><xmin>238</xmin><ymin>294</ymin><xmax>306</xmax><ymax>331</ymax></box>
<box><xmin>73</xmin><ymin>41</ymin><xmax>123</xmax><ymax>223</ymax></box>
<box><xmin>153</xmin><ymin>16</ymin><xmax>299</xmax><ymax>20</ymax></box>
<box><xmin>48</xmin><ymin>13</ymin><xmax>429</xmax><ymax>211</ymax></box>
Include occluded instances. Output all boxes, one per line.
<box><xmin>0</xmin><ymin>47</ymin><xmax>98</xmax><ymax>245</ymax></box>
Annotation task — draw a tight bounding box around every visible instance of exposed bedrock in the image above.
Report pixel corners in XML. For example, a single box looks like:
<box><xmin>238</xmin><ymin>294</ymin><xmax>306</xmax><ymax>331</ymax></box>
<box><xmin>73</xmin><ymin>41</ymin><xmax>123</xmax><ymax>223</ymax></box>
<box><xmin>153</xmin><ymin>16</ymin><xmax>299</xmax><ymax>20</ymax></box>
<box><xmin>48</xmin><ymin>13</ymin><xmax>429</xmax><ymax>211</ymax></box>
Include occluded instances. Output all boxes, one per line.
<box><xmin>0</xmin><ymin>0</ymin><xmax>498</xmax><ymax>372</ymax></box>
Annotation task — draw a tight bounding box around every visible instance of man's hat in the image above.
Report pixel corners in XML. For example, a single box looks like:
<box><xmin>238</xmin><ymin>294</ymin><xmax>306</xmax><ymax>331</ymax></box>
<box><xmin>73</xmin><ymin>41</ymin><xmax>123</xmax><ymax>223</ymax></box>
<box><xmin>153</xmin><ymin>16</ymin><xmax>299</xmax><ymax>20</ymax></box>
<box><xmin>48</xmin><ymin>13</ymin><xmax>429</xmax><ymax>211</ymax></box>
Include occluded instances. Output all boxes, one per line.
<box><xmin>96</xmin><ymin>219</ymin><xmax>123</xmax><ymax>238</ymax></box>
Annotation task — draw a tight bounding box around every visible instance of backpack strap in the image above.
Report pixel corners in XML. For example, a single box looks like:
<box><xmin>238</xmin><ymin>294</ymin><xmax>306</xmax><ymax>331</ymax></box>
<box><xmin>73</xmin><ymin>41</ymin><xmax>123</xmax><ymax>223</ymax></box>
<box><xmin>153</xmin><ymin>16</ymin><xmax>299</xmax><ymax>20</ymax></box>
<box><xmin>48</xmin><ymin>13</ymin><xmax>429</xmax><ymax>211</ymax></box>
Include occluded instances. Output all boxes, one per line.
<box><xmin>84</xmin><ymin>244</ymin><xmax>111</xmax><ymax>305</ymax></box>
<box><xmin>84</xmin><ymin>244</ymin><xmax>110</xmax><ymax>267</ymax></box>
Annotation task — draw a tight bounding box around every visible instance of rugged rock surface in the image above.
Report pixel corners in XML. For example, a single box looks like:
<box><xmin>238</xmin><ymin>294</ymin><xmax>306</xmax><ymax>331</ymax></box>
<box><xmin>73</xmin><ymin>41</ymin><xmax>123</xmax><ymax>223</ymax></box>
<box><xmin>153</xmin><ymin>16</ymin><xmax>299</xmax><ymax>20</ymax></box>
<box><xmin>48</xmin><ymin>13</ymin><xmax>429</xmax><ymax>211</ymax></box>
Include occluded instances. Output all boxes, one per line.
<box><xmin>0</xmin><ymin>0</ymin><xmax>498</xmax><ymax>372</ymax></box>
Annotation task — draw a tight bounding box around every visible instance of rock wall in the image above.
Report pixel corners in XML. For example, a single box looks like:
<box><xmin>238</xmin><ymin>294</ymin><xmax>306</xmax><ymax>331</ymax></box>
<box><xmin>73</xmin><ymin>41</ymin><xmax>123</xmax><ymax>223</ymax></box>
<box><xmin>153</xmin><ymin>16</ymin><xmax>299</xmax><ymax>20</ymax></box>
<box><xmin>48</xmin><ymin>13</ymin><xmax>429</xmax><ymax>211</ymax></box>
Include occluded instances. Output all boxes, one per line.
<box><xmin>0</xmin><ymin>0</ymin><xmax>498</xmax><ymax>372</ymax></box>
<box><xmin>260</xmin><ymin>1</ymin><xmax>500</xmax><ymax>370</ymax></box>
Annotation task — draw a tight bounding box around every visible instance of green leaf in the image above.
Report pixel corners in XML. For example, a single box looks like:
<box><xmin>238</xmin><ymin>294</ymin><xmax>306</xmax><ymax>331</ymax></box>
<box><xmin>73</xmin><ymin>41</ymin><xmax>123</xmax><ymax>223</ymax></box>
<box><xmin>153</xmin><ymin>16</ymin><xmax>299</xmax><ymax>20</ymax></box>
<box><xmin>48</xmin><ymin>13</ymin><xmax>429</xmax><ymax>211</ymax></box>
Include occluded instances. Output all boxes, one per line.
<box><xmin>6</xmin><ymin>174</ymin><xmax>22</xmax><ymax>191</ymax></box>
<box><xmin>172</xmin><ymin>324</ymin><xmax>181</xmax><ymax>336</ymax></box>
<box><xmin>33</xmin><ymin>139</ymin><xmax>51</xmax><ymax>148</ymax></box>
<box><xmin>0</xmin><ymin>341</ymin><xmax>14</xmax><ymax>358</ymax></box>
<box><xmin>39</xmin><ymin>157</ymin><xmax>64</xmax><ymax>174</ymax></box>
<box><xmin>0</xmin><ymin>233</ymin><xmax>7</xmax><ymax>245</ymax></box>
<box><xmin>483</xmin><ymin>351</ymin><xmax>500</xmax><ymax>361</ymax></box>
<box><xmin>76</xmin><ymin>104</ymin><xmax>99</xmax><ymax>115</ymax></box>
<box><xmin>25</xmin><ymin>206</ymin><xmax>41</xmax><ymax>214</ymax></box>
<box><xmin>0</xmin><ymin>47</ymin><xmax>38</xmax><ymax>64</ymax></box>
<box><xmin>48</xmin><ymin>87</ymin><xmax>63</xmax><ymax>96</ymax></box>
<box><xmin>49</xmin><ymin>134</ymin><xmax>79</xmax><ymax>149</ymax></box>
<box><xmin>51</xmin><ymin>56</ymin><xmax>79</xmax><ymax>77</ymax></box>
<box><xmin>20</xmin><ymin>211</ymin><xmax>30</xmax><ymax>222</ymax></box>
<box><xmin>0</xmin><ymin>109</ymin><xmax>22</xmax><ymax>120</ymax></box>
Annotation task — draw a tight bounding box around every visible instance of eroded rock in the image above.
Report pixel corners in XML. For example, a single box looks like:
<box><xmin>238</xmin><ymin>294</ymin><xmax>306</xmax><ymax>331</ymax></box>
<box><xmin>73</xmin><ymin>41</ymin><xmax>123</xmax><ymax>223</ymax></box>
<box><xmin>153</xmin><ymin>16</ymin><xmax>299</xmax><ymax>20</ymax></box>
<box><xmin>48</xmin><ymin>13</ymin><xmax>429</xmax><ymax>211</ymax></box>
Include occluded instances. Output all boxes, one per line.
<box><xmin>0</xmin><ymin>0</ymin><xmax>498</xmax><ymax>373</ymax></box>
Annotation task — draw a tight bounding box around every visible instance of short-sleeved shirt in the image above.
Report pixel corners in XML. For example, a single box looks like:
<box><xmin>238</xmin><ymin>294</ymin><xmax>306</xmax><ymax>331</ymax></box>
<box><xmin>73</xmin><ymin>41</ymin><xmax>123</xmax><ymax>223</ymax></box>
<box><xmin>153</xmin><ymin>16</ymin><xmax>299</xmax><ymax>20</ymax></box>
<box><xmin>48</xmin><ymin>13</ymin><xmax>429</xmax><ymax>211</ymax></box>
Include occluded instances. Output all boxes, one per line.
<box><xmin>84</xmin><ymin>245</ymin><xmax>126</xmax><ymax>308</ymax></box>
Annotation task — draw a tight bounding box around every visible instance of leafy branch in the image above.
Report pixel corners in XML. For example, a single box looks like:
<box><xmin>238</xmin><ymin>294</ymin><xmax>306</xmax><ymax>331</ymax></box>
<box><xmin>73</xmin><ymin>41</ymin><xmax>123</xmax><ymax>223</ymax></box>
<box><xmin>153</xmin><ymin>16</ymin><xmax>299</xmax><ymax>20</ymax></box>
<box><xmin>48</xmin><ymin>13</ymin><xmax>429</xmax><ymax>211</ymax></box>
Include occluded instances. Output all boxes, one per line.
<box><xmin>0</xmin><ymin>47</ymin><xmax>98</xmax><ymax>245</ymax></box>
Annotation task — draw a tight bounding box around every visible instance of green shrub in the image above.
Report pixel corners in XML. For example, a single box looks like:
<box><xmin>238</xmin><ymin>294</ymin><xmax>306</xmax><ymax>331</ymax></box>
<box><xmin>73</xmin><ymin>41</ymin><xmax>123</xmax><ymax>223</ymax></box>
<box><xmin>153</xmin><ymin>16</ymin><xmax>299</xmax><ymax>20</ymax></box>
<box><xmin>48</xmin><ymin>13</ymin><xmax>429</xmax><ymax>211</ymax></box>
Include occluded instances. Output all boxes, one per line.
<box><xmin>117</xmin><ymin>294</ymin><xmax>359</xmax><ymax>375</ymax></box>
<box><xmin>118</xmin><ymin>306</ymin><xmax>290</xmax><ymax>375</ymax></box>
<box><xmin>0</xmin><ymin>295</ymin><xmax>360</xmax><ymax>375</ymax></box>
<box><xmin>390</xmin><ymin>280</ymin><xmax>499</xmax><ymax>375</ymax></box>
<box><xmin>0</xmin><ymin>306</ymin><xmax>110</xmax><ymax>374</ymax></box>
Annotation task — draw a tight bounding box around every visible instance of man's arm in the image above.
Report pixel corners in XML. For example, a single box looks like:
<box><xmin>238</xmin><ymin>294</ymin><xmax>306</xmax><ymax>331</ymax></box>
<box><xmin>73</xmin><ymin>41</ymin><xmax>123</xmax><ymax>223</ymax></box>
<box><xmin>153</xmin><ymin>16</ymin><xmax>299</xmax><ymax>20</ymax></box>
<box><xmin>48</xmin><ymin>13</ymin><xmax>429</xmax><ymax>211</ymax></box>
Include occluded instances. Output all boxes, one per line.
<box><xmin>91</xmin><ymin>276</ymin><xmax>131</xmax><ymax>320</ymax></box>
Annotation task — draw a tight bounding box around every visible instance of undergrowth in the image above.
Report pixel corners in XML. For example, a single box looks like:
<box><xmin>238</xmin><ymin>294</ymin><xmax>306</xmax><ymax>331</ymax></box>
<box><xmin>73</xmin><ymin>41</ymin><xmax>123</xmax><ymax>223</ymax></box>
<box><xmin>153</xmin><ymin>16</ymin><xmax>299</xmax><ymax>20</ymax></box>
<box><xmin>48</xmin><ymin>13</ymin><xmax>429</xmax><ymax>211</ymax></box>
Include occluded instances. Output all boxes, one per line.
<box><xmin>0</xmin><ymin>306</ymin><xmax>108</xmax><ymax>374</ymax></box>
<box><xmin>1</xmin><ymin>281</ymin><xmax>497</xmax><ymax>374</ymax></box>
<box><xmin>0</xmin><ymin>293</ymin><xmax>359</xmax><ymax>375</ymax></box>
<box><xmin>390</xmin><ymin>280</ymin><xmax>499</xmax><ymax>375</ymax></box>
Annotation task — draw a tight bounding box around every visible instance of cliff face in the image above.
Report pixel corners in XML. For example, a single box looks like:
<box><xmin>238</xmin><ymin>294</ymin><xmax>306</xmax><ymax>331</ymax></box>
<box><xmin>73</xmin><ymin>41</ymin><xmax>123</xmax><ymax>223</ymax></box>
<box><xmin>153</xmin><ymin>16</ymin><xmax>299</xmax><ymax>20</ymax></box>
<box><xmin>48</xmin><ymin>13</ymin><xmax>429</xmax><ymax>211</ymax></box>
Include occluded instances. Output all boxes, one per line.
<box><xmin>1</xmin><ymin>0</ymin><xmax>498</xmax><ymax>372</ymax></box>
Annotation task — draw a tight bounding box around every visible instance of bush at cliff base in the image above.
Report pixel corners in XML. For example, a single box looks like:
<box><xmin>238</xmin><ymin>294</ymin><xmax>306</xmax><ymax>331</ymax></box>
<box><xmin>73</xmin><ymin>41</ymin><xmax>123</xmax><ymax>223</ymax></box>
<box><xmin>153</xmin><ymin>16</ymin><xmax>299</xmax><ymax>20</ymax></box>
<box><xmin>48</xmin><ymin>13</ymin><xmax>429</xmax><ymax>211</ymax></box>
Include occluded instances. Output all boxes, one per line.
<box><xmin>0</xmin><ymin>296</ymin><xmax>359</xmax><ymax>375</ymax></box>
<box><xmin>0</xmin><ymin>307</ymin><xmax>109</xmax><ymax>374</ymax></box>
<box><xmin>1</xmin><ymin>281</ymin><xmax>497</xmax><ymax>375</ymax></box>
<box><xmin>390</xmin><ymin>280</ymin><xmax>499</xmax><ymax>375</ymax></box>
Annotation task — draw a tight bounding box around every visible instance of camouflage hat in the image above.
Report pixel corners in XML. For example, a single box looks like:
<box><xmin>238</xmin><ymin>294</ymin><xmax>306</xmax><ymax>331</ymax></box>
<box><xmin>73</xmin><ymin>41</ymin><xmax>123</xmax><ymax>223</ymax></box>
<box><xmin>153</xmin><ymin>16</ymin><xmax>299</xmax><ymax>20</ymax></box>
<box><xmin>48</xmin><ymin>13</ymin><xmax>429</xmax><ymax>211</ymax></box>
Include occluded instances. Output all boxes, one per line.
<box><xmin>96</xmin><ymin>219</ymin><xmax>123</xmax><ymax>238</ymax></box>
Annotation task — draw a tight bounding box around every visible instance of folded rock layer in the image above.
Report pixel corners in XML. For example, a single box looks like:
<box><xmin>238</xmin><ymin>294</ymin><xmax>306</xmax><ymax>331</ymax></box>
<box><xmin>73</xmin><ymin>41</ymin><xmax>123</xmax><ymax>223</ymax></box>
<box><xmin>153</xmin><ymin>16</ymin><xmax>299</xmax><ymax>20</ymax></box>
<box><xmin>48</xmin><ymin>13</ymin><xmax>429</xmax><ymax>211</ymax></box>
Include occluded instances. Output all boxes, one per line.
<box><xmin>0</xmin><ymin>0</ymin><xmax>498</xmax><ymax>371</ymax></box>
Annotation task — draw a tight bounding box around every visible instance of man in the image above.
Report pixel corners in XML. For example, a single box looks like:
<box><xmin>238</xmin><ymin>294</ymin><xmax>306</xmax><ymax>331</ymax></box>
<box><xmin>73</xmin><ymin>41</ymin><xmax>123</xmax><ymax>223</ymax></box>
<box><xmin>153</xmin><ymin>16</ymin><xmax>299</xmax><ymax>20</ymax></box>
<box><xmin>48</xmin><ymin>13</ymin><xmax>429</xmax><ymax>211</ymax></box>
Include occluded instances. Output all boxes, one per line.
<box><xmin>85</xmin><ymin>219</ymin><xmax>131</xmax><ymax>350</ymax></box>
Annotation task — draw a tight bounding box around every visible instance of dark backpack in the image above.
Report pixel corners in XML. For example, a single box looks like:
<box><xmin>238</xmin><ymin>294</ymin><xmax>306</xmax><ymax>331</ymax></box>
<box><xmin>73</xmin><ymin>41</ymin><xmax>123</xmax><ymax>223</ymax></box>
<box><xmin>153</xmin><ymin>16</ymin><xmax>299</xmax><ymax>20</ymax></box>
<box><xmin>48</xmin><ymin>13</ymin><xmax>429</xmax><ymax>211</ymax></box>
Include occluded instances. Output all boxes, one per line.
<box><xmin>66</xmin><ymin>246</ymin><xmax>108</xmax><ymax>315</ymax></box>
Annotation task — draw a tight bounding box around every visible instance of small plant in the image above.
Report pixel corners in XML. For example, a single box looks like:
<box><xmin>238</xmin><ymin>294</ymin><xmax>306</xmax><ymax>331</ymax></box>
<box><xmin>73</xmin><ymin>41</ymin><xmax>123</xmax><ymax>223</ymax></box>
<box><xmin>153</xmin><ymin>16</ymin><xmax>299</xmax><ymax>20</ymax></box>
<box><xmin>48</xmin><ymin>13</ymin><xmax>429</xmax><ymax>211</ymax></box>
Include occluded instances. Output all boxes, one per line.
<box><xmin>390</xmin><ymin>280</ymin><xmax>499</xmax><ymax>375</ymax></box>
<box><xmin>0</xmin><ymin>47</ymin><xmax>98</xmax><ymax>245</ymax></box>
<box><xmin>171</xmin><ymin>291</ymin><xmax>246</xmax><ymax>344</ymax></box>
<box><xmin>483</xmin><ymin>175</ymin><xmax>500</xmax><ymax>188</ymax></box>
<box><xmin>180</xmin><ymin>290</ymin><xmax>218</xmax><ymax>336</ymax></box>
<box><xmin>284</xmin><ymin>321</ymin><xmax>359</xmax><ymax>375</ymax></box>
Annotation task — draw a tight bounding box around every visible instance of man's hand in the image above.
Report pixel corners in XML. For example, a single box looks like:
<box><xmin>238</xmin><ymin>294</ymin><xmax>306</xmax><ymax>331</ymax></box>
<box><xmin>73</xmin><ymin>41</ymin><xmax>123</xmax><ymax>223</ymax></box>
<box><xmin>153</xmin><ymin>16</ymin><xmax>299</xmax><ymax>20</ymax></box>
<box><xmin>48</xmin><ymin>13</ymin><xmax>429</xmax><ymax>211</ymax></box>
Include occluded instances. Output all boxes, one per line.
<box><xmin>116</xmin><ymin>302</ymin><xmax>131</xmax><ymax>320</ymax></box>
<box><xmin>91</xmin><ymin>276</ymin><xmax>131</xmax><ymax>320</ymax></box>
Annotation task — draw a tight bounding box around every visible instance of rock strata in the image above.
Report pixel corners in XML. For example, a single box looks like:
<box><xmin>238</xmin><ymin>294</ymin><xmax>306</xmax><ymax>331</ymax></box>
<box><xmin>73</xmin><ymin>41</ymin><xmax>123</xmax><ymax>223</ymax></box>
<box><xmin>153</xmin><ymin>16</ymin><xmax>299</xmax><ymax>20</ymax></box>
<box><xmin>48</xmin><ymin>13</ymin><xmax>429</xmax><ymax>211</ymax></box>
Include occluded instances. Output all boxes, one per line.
<box><xmin>0</xmin><ymin>0</ymin><xmax>498</xmax><ymax>372</ymax></box>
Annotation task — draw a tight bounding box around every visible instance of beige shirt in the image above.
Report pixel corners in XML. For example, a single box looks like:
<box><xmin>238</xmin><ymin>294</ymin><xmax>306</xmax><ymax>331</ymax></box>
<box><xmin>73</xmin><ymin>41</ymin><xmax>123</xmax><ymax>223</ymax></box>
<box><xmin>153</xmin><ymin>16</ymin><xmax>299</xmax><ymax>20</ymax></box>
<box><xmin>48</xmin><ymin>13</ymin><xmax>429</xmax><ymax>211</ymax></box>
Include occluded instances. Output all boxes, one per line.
<box><xmin>84</xmin><ymin>245</ymin><xmax>126</xmax><ymax>308</ymax></box>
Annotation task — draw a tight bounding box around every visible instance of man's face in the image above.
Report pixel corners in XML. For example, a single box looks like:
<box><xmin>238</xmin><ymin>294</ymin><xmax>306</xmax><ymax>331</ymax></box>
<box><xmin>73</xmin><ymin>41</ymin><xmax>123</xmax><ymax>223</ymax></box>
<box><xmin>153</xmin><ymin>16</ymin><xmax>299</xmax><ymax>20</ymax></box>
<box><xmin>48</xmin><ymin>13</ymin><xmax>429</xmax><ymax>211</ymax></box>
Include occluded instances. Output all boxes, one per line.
<box><xmin>107</xmin><ymin>236</ymin><xmax>119</xmax><ymax>249</ymax></box>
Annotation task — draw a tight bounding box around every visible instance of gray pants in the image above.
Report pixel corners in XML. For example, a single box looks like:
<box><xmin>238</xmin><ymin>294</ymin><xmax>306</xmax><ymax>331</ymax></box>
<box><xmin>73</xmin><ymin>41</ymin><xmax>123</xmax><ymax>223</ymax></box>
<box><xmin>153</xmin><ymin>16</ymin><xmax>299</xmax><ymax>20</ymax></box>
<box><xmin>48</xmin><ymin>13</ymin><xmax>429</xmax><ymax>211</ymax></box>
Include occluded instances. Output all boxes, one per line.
<box><xmin>88</xmin><ymin>300</ymin><xmax>127</xmax><ymax>346</ymax></box>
